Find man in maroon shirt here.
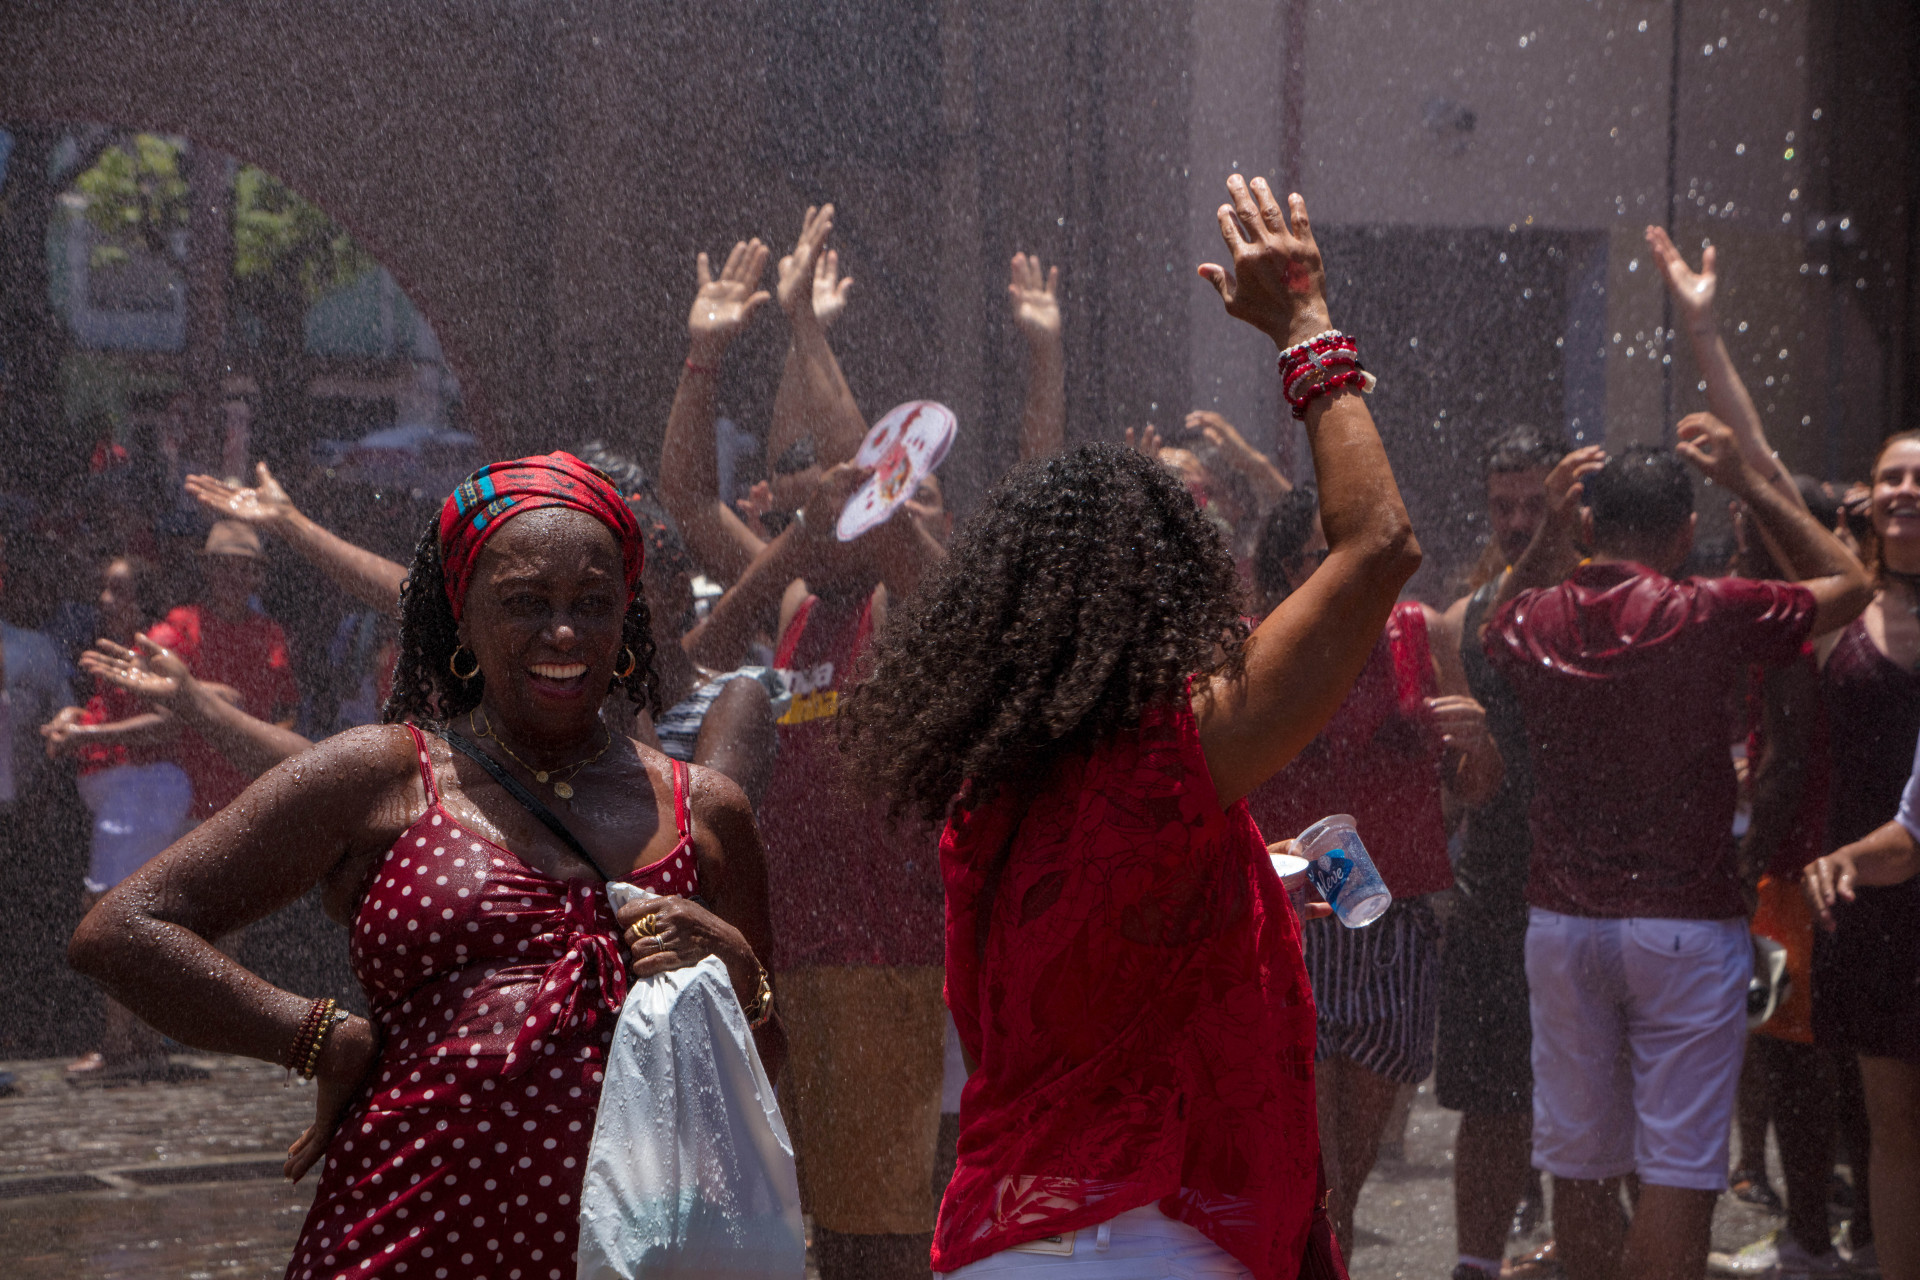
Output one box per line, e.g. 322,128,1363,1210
1483,414,1869,1280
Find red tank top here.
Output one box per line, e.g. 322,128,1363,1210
1245,601,1454,897
757,591,944,968
937,695,1320,1280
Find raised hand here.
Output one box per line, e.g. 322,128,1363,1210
1545,444,1608,524
184,462,294,528
1123,423,1166,457
688,239,772,348
1646,225,1716,326
812,249,854,328
1198,176,1331,348
1008,253,1061,342
80,634,189,705
778,204,836,320
1675,412,1759,494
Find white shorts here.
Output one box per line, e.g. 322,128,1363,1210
939,1206,1249,1280
76,763,194,894
1525,907,1750,1191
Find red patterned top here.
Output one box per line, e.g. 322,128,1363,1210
285,726,696,1280
936,695,1320,1280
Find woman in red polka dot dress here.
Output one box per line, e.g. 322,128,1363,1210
72,453,784,1280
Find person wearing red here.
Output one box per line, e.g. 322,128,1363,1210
1243,490,1500,1259
1483,419,1870,1280
844,178,1422,1280
40,553,190,1082
147,519,301,818
70,451,782,1280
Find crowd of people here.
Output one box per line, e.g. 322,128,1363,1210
1,175,1909,1280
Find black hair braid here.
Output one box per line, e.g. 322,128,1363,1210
380,520,665,728
840,443,1249,825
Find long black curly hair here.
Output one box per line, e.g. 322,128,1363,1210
380,518,664,727
840,442,1250,824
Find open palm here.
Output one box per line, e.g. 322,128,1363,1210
688,239,772,343
184,461,294,526
1008,253,1061,340
1646,225,1716,322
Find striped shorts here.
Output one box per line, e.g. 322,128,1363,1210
1304,896,1441,1084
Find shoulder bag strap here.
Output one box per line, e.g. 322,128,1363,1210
442,729,609,883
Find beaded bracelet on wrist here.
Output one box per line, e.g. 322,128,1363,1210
1278,329,1377,419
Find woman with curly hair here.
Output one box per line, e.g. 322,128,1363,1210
70,451,780,1280
841,178,1420,1280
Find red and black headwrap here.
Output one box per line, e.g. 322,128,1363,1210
437,452,645,620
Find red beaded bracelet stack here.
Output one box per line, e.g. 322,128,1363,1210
1278,329,1377,420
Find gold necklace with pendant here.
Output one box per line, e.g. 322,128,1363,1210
469,708,612,800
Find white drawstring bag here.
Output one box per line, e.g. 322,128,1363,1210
577,883,805,1280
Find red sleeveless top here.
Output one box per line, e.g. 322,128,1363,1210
758,590,944,968
937,695,1320,1280
286,727,696,1280
1244,601,1453,898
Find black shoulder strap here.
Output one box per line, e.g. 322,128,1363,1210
442,729,609,883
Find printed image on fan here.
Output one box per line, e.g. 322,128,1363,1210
837,400,957,541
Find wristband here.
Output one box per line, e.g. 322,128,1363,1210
684,357,720,376
1278,329,1376,420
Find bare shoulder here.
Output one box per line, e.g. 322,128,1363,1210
686,761,759,850
712,672,773,717
1441,594,1473,631
266,722,423,803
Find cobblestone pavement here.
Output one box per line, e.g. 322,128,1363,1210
0,1058,1790,1280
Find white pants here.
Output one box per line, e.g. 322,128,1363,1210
939,1206,1250,1280
1525,907,1750,1190
77,763,194,893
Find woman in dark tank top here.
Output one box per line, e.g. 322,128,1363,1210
1816,432,1920,1277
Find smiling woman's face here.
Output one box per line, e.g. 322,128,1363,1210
1873,439,1920,546
458,507,627,740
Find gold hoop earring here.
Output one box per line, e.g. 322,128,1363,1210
449,646,481,681
614,647,637,680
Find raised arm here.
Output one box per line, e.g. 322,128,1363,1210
1009,253,1066,461
1676,413,1870,635
1190,178,1423,805
185,463,406,611
767,205,869,469
658,238,774,586
1647,227,1801,507
1186,409,1291,505
1493,445,1608,609
679,464,875,671
82,634,311,776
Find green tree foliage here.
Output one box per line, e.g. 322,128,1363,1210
71,134,371,300
72,133,189,267
232,165,372,301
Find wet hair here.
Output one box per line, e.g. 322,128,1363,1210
772,439,818,476
840,443,1250,824
1253,488,1320,603
1584,445,1694,541
570,440,694,579
1483,424,1568,479
381,516,663,727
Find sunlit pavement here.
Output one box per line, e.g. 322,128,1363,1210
1,1058,1783,1280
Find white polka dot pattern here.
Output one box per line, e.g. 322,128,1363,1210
286,724,698,1280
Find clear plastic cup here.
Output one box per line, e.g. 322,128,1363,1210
1268,848,1310,920
1295,813,1392,928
